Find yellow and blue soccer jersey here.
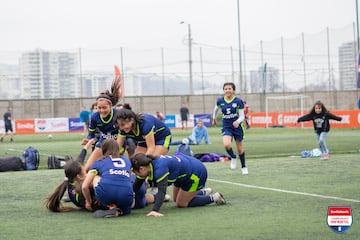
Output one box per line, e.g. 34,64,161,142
67,181,107,211
119,113,172,147
216,96,244,127
148,155,207,192
89,156,132,184
87,108,119,147
89,156,133,215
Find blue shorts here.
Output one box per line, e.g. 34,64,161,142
222,124,245,142
137,130,172,149
94,181,133,215
5,123,13,133
173,161,207,192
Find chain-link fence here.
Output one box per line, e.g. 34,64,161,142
0,23,358,100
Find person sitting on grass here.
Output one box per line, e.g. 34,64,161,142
170,119,210,145
130,153,226,217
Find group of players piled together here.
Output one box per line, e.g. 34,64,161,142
46,73,340,218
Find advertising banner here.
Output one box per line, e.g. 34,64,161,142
174,114,194,129
34,118,69,133
69,117,83,131
15,119,34,134
248,110,360,128
163,115,176,128
194,114,212,127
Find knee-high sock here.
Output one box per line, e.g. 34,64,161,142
226,147,236,158
188,195,212,207
239,152,245,168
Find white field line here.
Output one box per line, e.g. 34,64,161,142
7,148,52,157
208,178,360,203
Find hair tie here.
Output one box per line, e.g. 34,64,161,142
64,177,69,181
97,96,112,105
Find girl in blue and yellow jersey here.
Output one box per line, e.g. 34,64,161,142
82,77,121,172
212,82,248,174
115,109,172,158
130,153,226,217
45,139,107,213
46,139,151,217
82,139,134,217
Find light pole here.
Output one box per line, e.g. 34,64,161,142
180,21,193,95
237,0,243,93
356,0,360,51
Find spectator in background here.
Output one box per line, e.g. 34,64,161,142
170,119,209,145
90,103,98,114
180,103,189,130
79,106,92,136
156,111,165,122
243,101,250,129
1,107,14,143
297,100,342,160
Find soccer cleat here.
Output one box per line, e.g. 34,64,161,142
230,158,237,169
241,167,248,175
62,196,71,202
93,208,121,218
150,187,158,195
202,187,212,196
212,192,226,205
320,153,329,160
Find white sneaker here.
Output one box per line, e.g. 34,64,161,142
150,187,158,195
202,187,212,196
212,192,226,205
164,194,171,202
230,158,237,169
241,167,248,175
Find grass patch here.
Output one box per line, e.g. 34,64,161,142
0,128,359,239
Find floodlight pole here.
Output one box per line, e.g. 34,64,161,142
237,0,243,93
180,21,193,95
356,0,360,51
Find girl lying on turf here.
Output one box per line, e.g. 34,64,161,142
45,139,153,217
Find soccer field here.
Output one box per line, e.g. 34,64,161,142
0,127,359,239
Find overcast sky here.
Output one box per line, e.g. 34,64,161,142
0,0,357,52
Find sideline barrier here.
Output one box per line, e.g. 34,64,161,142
249,110,360,128
1,110,358,134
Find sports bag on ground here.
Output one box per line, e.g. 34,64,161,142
193,152,230,162
47,155,72,169
23,146,40,170
0,156,24,172
175,143,193,156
